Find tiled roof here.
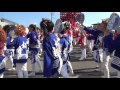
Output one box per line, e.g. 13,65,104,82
0,18,19,25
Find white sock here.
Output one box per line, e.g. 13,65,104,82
61,64,69,78
0,73,4,78
93,50,97,60
23,71,28,78
32,63,36,74
58,56,63,74
80,49,84,59
103,55,110,78
36,54,43,72
17,71,23,78
117,71,120,78
9,56,14,68
99,49,103,63
84,48,86,59
67,61,74,74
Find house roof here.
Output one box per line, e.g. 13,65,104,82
0,18,19,25
92,23,100,25
102,18,109,22
92,18,109,25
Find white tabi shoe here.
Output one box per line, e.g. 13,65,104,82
78,57,85,60
7,68,16,71
28,72,35,77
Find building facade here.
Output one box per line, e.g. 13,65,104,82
0,18,19,27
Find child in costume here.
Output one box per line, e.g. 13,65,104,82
59,29,71,78
3,25,16,71
64,23,74,75
13,25,28,78
36,27,43,71
28,24,43,77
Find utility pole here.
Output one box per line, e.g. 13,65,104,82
51,12,54,22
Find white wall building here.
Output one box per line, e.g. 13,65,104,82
0,18,19,27
92,23,100,29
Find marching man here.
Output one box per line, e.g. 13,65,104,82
59,28,71,78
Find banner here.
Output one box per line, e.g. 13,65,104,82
60,12,80,22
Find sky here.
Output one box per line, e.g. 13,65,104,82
0,12,120,27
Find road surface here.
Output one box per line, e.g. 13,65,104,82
4,46,117,78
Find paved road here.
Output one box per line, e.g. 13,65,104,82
4,46,117,78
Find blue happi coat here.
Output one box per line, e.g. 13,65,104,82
43,33,60,77
28,31,39,52
84,27,102,50
103,32,113,53
4,33,14,57
108,34,120,58
59,37,69,64
13,36,28,63
0,56,6,74
6,33,14,49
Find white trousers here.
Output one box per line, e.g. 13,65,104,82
6,49,14,69
98,49,104,72
0,73,4,78
60,61,73,78
67,61,74,74
88,40,94,54
73,38,77,45
93,50,99,67
80,48,86,60
7,55,14,69
0,57,7,78
58,55,63,74
117,71,120,78
103,51,110,78
99,49,104,63
93,50,97,61
16,63,28,78
93,49,110,78
93,49,103,70
60,63,69,78
31,54,43,73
